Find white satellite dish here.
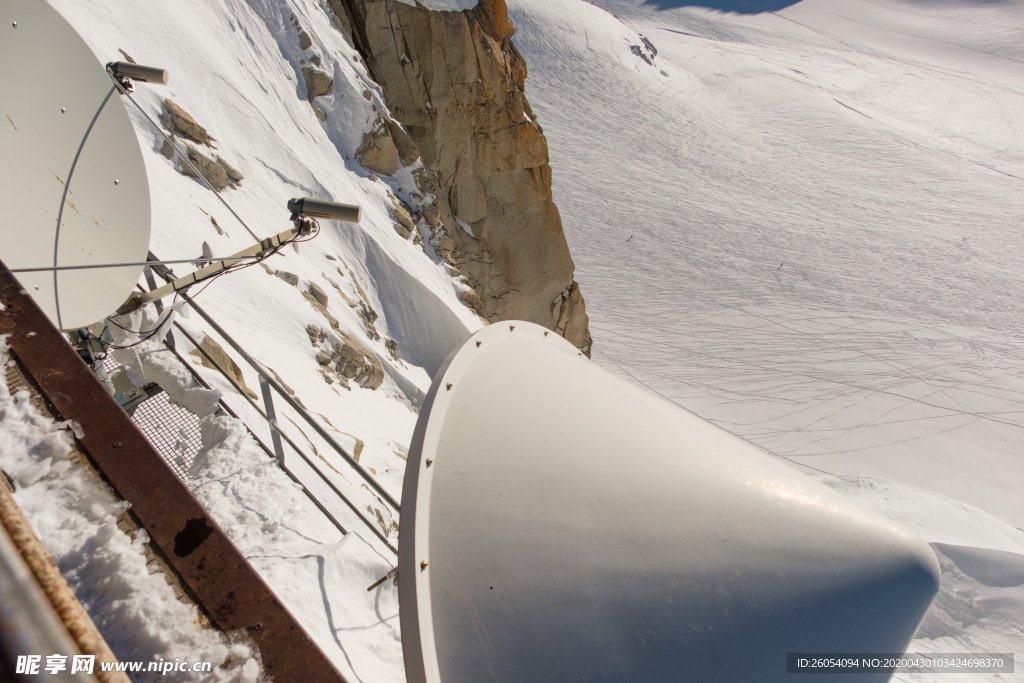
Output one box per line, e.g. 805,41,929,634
0,0,151,331
399,321,939,682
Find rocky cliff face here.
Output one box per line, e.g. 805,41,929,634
326,0,592,354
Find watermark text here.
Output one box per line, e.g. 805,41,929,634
788,653,1014,674
16,654,214,676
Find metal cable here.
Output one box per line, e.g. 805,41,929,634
53,85,117,329
108,75,402,549
144,253,401,550
13,256,262,273
108,74,260,242
172,322,401,554
166,324,364,542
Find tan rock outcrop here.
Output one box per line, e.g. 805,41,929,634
302,66,334,121
356,118,400,176
180,143,230,191
161,99,215,147
189,334,258,400
303,67,334,99
326,0,592,354
305,324,385,390
276,270,300,286
216,155,244,186
308,282,329,307
159,100,243,192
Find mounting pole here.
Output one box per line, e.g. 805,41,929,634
116,225,306,315
115,196,360,316
259,376,286,466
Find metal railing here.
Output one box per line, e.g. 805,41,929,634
141,254,400,555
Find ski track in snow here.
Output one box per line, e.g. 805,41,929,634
508,0,1024,528
510,0,1024,675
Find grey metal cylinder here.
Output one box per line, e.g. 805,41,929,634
288,197,361,224
106,61,168,85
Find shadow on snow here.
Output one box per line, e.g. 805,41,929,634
642,0,801,12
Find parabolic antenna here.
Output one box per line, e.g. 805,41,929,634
1,0,151,331
399,321,940,682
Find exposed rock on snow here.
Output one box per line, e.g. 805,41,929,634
189,334,258,400
181,142,232,191
552,279,586,350
336,335,385,388
356,118,400,176
388,192,420,241
161,98,215,147
306,324,385,390
391,222,413,240
308,281,330,307
159,100,242,191
458,288,486,316
274,270,299,286
301,67,334,99
327,0,592,354
215,155,244,186
301,66,334,121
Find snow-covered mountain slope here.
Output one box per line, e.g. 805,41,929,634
508,0,1024,675
8,0,487,680
509,0,1024,528
48,0,484,479
508,0,1024,522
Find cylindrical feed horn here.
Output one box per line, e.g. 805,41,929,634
288,197,362,224
106,61,168,85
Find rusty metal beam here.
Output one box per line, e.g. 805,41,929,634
0,260,346,683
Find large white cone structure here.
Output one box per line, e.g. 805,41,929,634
0,0,151,331
399,321,939,682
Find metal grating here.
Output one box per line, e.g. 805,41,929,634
99,355,202,481
100,354,119,375
125,391,202,481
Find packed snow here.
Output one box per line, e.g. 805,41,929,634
7,0,484,679
0,336,262,683
1,0,1022,680
508,0,1024,677
510,0,1024,526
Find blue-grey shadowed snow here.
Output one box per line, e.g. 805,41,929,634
934,544,1024,588
641,0,801,12
359,235,472,378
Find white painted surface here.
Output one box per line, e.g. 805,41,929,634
0,0,150,330
401,321,939,682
